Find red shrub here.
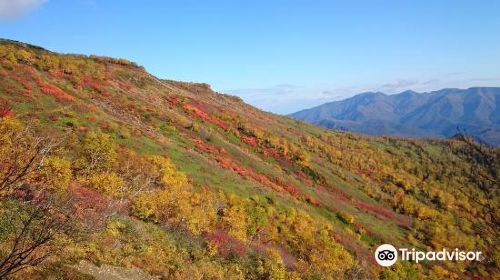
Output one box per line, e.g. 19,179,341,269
38,82,74,102
206,230,247,258
12,75,33,90
118,82,133,91
192,137,220,155
2,84,31,98
81,75,107,92
274,178,301,198
304,195,322,207
67,185,109,228
354,201,396,220
101,91,112,97
47,113,59,121
191,137,285,193
182,102,228,130
27,111,38,119
0,109,15,118
241,135,258,147
100,121,111,130
335,194,351,203
168,96,181,105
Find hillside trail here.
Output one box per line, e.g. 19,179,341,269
76,260,157,280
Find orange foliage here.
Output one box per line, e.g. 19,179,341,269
190,137,283,193
11,75,33,90
68,184,110,226
182,102,228,130
192,137,219,154
0,109,14,118
118,81,132,91
47,69,73,81
80,75,108,93
2,84,31,98
38,81,74,102
241,135,258,147
274,177,322,206
168,96,181,106
303,194,321,206
101,91,112,97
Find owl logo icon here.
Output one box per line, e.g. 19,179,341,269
375,244,398,266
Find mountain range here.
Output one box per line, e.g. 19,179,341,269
290,87,500,146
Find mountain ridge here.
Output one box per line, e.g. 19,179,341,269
290,87,500,146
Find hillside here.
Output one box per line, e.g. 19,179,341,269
0,39,499,280
290,88,500,146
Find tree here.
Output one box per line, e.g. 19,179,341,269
76,132,117,179
38,54,60,71
89,172,124,198
130,192,159,222
146,155,188,189
0,118,56,197
259,248,287,280
0,196,76,279
118,153,189,198
38,156,72,192
219,193,248,241
455,131,500,270
5,52,17,65
15,50,32,64
0,118,76,278
127,155,218,235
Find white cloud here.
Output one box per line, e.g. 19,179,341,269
0,0,48,20
225,84,298,98
223,84,334,114
379,79,419,93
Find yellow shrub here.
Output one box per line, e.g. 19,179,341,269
40,156,72,192
89,172,124,197
131,193,159,222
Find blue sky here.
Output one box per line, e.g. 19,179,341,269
1,0,499,114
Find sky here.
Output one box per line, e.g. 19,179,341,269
0,0,499,114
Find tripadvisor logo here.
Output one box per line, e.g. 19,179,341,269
375,244,482,267
375,244,398,266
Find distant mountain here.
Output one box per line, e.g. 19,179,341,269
290,87,500,146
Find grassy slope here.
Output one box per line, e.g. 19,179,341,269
0,39,497,279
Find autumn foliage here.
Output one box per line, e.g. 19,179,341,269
0,40,498,280
38,81,74,101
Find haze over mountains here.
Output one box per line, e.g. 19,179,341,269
290,87,500,146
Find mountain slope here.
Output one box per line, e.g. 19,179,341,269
0,39,498,280
290,88,500,146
